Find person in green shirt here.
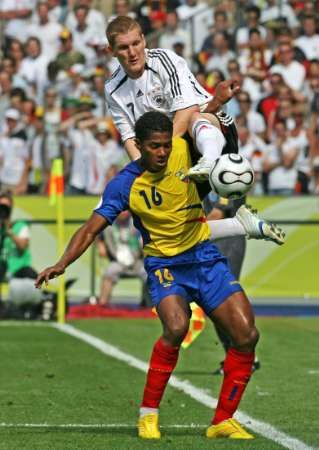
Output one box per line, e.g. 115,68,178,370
0,191,36,281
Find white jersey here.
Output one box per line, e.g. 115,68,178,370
105,48,212,142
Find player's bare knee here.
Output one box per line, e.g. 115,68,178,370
234,326,259,352
163,316,189,345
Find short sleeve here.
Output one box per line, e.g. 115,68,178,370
94,173,130,224
105,87,135,142
157,50,201,112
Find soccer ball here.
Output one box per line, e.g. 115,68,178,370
208,153,254,199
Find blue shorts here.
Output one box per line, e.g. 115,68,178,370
144,240,243,315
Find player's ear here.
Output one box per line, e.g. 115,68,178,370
107,44,114,56
135,138,141,151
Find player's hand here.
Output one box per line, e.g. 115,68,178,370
35,263,65,289
214,79,240,105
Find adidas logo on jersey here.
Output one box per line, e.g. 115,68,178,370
136,89,144,98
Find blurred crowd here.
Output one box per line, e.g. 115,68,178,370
0,0,319,196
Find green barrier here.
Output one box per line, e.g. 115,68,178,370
12,195,319,300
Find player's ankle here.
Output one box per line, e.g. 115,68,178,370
139,407,159,417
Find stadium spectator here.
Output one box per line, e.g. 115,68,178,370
263,119,300,195
26,1,62,62
0,190,41,316
85,121,125,195
0,108,29,194
97,210,146,306
18,37,50,103
68,4,101,69
7,39,25,74
205,31,235,75
65,0,106,37
257,72,284,125
177,0,214,53
260,0,299,31
91,71,108,117
0,72,12,121
294,15,319,61
159,10,192,65
35,111,284,440
235,5,267,52
0,0,36,44
238,28,272,99
55,29,86,72
108,0,136,24
236,91,266,139
270,42,306,91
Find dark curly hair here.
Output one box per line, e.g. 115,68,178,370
135,112,173,143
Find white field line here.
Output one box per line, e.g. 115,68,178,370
0,422,204,429
52,323,315,450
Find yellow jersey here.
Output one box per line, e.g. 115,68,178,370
94,137,211,257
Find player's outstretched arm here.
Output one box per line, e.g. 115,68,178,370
35,213,108,288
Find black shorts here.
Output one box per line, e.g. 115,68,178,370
183,111,238,161
183,112,238,199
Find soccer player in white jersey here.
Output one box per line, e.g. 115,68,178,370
105,16,239,180
104,15,285,245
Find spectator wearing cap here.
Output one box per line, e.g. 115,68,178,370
91,72,107,117
67,64,90,99
85,121,125,195
26,1,62,62
295,15,319,61
0,109,29,194
270,43,306,91
0,0,36,44
159,10,192,65
55,29,86,72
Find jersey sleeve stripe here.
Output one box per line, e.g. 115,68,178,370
148,50,181,98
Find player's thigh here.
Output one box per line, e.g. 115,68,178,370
157,295,191,335
199,112,221,130
208,291,257,344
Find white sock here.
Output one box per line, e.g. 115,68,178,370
192,119,226,162
207,218,245,239
139,407,159,417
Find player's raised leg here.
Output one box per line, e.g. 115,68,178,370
186,112,226,182
138,295,190,439
206,291,258,439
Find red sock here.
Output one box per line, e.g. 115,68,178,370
141,337,180,408
212,347,254,425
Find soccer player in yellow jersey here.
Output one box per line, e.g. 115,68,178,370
36,112,274,440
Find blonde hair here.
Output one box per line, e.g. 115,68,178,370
106,16,143,48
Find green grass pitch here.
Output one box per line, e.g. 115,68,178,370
0,317,318,449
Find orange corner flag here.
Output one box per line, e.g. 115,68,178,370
49,159,64,205
181,302,206,349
